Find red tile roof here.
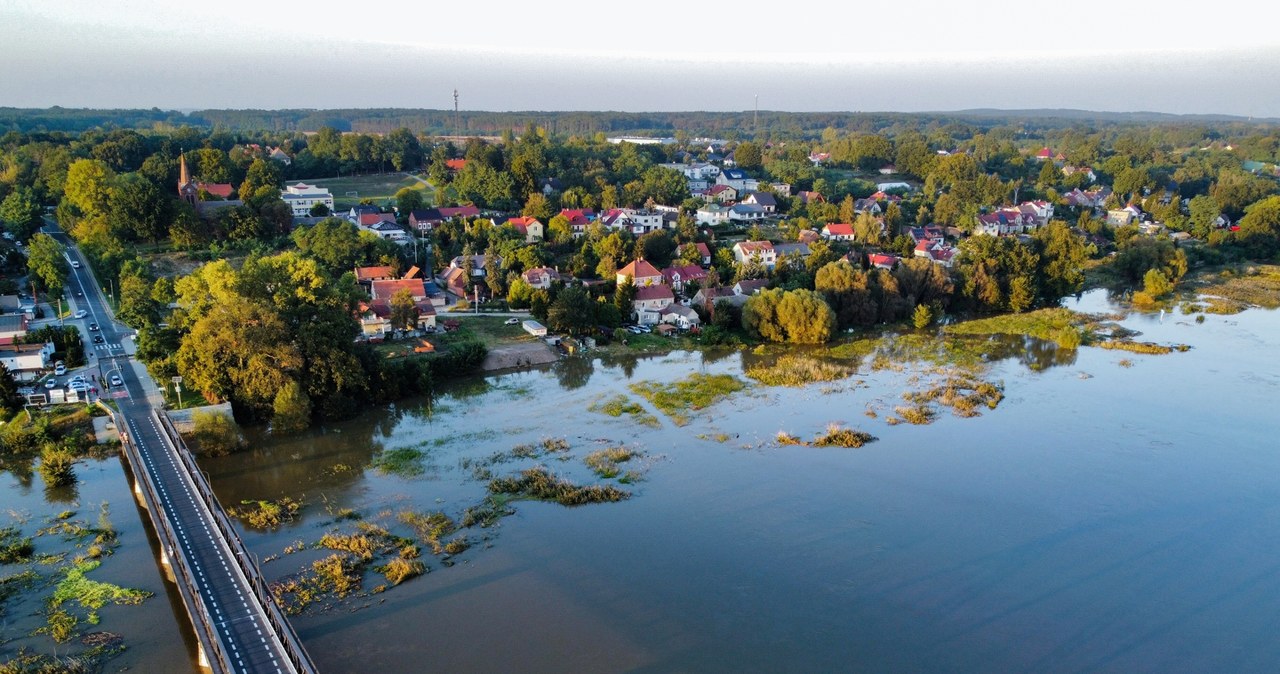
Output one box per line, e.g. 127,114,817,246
355,265,396,282
635,285,675,302
618,259,662,280
445,158,467,171
823,223,854,237
196,182,234,198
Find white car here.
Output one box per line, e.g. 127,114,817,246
74,310,88,319
44,379,58,390
109,375,123,387
71,261,81,269
504,318,520,325
68,381,90,392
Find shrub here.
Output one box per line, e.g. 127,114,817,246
188,411,245,457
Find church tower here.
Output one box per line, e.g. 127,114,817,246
178,152,199,207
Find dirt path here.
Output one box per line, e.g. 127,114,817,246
481,341,560,370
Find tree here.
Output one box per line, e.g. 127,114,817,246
389,288,419,332
63,159,116,218
1033,221,1087,303
634,230,677,269
272,380,312,434
310,202,331,217
547,286,595,335
1236,195,1280,255
912,303,934,329
395,187,425,216
743,288,835,344
733,142,762,169
26,233,67,296
108,173,170,242
0,186,43,241
238,158,282,203
0,363,22,416
522,192,552,220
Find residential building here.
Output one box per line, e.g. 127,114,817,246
914,239,956,267
617,259,664,287
734,279,769,295
728,204,766,223
634,285,676,325
705,184,738,203
522,267,561,290
696,204,731,226
354,265,397,285
367,278,437,333
868,253,900,270
717,168,758,193
0,341,54,378
601,208,664,235
505,216,544,243
659,304,701,330
742,192,777,213
732,241,776,269
409,206,481,233
282,182,335,217
822,223,855,241
661,264,708,293
0,314,27,341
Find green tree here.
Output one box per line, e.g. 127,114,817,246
108,173,170,242
389,288,419,332
238,158,282,203
733,142,763,169
522,192,552,220
0,186,43,241
1032,221,1088,302
1143,268,1175,298
1235,195,1280,255
0,363,22,416
272,380,312,434
26,233,67,296
63,159,117,218
912,303,934,329
743,288,835,344
547,286,595,335
395,187,425,216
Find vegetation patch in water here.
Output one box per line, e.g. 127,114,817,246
1096,340,1189,355
1194,265,1280,310
489,467,630,505
630,373,745,426
944,308,1087,349
811,425,878,448
371,446,428,477
589,394,661,428
903,375,1005,419
583,447,640,479
0,526,35,564
229,497,303,529
48,560,151,634
745,355,855,387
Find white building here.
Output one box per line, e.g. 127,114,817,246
0,342,54,378
282,182,335,216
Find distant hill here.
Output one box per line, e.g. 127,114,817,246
1,106,1276,137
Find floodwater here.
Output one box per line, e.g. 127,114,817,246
173,289,1280,671
0,453,199,670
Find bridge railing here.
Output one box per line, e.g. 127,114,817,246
104,403,237,674
154,410,319,674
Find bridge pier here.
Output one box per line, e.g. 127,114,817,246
133,479,148,509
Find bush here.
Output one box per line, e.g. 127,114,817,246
188,410,246,456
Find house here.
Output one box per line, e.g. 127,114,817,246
661,264,708,293
809,152,830,165
1035,147,1054,161
409,206,482,233
867,253,900,270
734,279,769,295
909,225,945,243
633,285,676,325
696,204,731,226
733,241,776,269
617,259,664,287
659,304,701,330
1106,208,1140,227
1018,200,1054,227
822,223,856,241
282,182,334,217
539,178,566,195
773,243,811,260
692,286,747,310
0,341,54,377
716,168,758,193
367,278,438,333
362,220,411,243
0,314,27,341
878,164,897,175
268,147,292,165
742,192,777,213
441,266,469,299
854,198,882,215
601,208,664,235
522,267,561,290
679,242,713,266
445,158,467,172
354,265,397,285
796,191,825,205
505,216,544,242
914,239,956,267
797,229,821,244
770,183,792,197
705,184,738,203
1062,165,1096,182
0,295,21,315
728,204,766,223
875,182,912,193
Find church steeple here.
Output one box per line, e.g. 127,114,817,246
177,151,198,207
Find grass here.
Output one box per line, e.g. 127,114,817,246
488,467,630,506
588,394,661,428
745,355,855,387
629,373,746,426
583,447,639,479
49,559,151,630
397,511,456,555
1190,264,1280,312
811,425,877,448
0,526,35,564
895,404,937,425
371,446,428,477
1096,340,1190,355
303,173,434,210
944,308,1086,349
228,498,302,529
902,376,1005,419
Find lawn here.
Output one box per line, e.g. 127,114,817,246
373,317,534,357
301,173,435,210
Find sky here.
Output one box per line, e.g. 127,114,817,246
2,0,1279,117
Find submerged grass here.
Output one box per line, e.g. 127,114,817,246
371,447,428,478
1096,340,1190,355
588,394,661,428
228,498,302,529
583,447,640,479
489,467,630,506
1193,265,1280,311
811,425,877,448
629,373,745,426
745,355,855,387
49,560,151,629
944,308,1086,349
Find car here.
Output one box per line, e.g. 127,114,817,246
504,318,520,325
53,361,66,376
109,375,123,387
68,381,89,392
44,379,58,390
93,335,105,344
71,261,81,269
74,310,88,319
88,323,99,331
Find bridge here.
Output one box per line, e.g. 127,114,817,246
48,218,316,673
108,399,316,673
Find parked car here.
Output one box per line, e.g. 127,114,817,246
504,318,520,325
74,309,88,319
53,361,66,376
68,381,89,392
44,379,58,390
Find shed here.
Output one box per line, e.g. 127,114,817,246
523,320,548,337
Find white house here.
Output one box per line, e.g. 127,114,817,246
282,182,335,216
717,169,759,193
659,304,701,330
728,204,766,223
0,342,54,378
634,285,675,325
696,204,731,226
522,267,561,290
732,241,776,269
601,208,665,235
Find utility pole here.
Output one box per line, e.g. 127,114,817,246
453,89,460,139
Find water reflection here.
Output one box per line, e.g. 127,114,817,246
552,356,594,389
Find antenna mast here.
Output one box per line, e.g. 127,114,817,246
453,89,460,138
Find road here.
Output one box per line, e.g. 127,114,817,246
45,221,303,673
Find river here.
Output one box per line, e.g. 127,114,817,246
8,289,1279,672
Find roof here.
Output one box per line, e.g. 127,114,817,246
196,182,234,198
823,223,854,237
721,168,749,180
355,265,396,282
868,253,899,267
618,259,663,280
359,212,394,226
745,192,777,206
0,314,26,332
660,304,700,320
735,279,769,294
734,240,774,253
662,265,707,282
708,184,735,195
371,278,428,302
522,267,560,282
445,158,467,171
773,243,810,257
729,204,764,215
634,285,675,302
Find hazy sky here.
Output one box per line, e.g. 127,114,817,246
3,0,1279,116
